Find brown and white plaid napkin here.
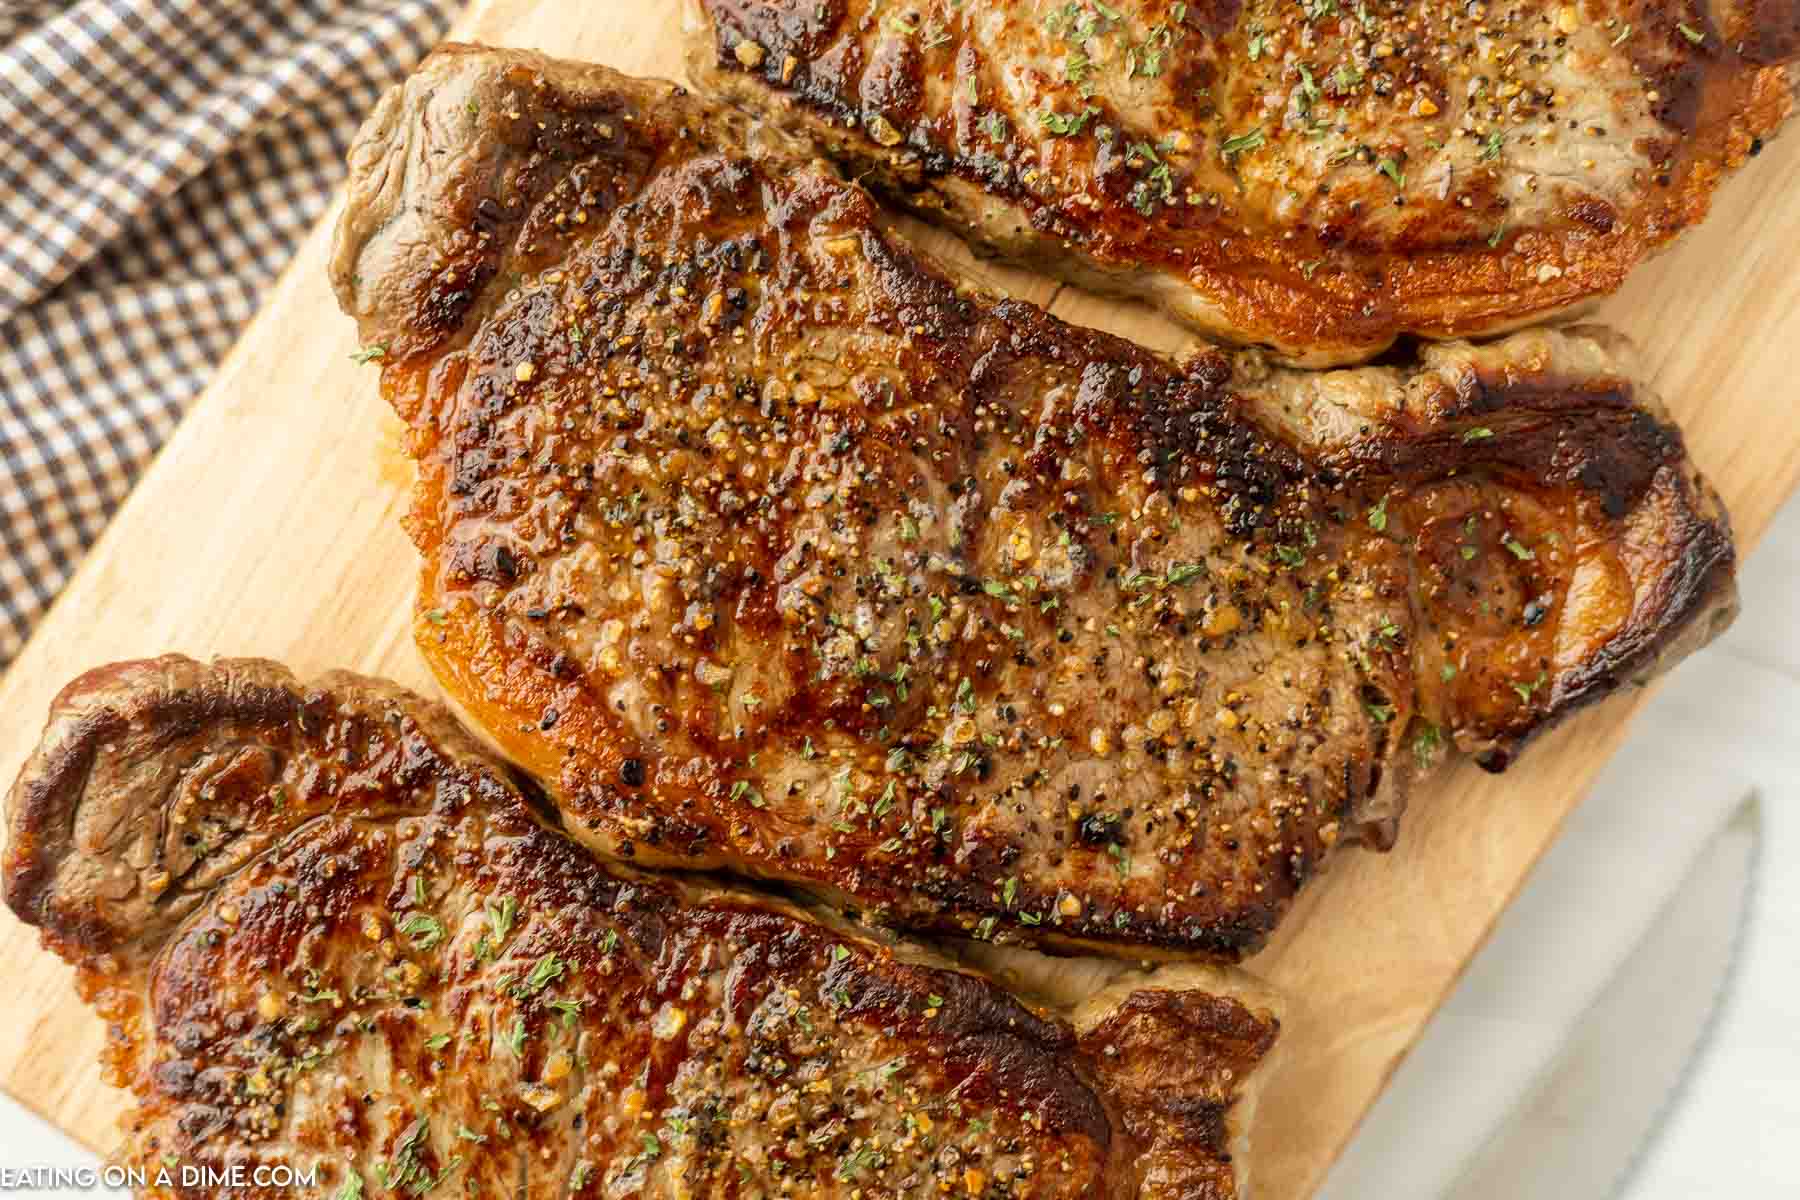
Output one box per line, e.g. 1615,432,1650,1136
0,0,457,669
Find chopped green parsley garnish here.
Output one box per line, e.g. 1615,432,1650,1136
1412,722,1444,767
486,895,518,941
524,953,566,993
399,913,444,951
1038,106,1098,136
1220,128,1266,158
1513,672,1548,702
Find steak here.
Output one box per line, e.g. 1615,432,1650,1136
330,46,1736,959
3,656,1283,1200
686,0,1800,363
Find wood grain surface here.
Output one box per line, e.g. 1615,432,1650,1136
1,3,1796,1195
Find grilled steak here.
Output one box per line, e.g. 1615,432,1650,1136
3,656,1283,1200
687,0,1800,363
330,47,1736,959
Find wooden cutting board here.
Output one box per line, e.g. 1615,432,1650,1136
2,2,1797,1194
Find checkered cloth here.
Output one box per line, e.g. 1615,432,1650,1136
0,0,457,669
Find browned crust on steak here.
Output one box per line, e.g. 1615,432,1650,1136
329,47,1736,959
4,655,1281,1200
686,0,1798,364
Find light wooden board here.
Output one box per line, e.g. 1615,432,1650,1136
1,2,1797,1194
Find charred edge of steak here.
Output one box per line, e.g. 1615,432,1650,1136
4,656,305,962
1078,984,1285,1200
1,656,526,966
330,44,759,362
1325,333,1739,769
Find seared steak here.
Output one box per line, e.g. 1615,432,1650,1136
331,47,1735,959
3,656,1282,1200
687,0,1800,363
